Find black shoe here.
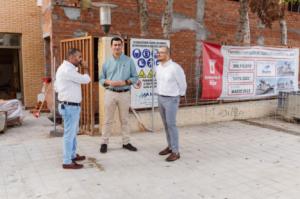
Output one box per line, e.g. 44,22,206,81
122,143,137,151
100,144,107,153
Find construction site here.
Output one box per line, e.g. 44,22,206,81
0,0,300,198
0,0,300,134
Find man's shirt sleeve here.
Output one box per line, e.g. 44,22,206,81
128,58,138,85
64,68,91,84
99,63,107,86
175,65,187,96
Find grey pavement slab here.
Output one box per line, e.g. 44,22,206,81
245,116,300,136
1,112,300,199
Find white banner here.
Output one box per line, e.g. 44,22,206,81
130,38,170,109
220,46,299,99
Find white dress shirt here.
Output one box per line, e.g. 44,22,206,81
55,60,91,103
156,59,187,96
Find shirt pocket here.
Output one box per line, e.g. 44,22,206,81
119,62,131,79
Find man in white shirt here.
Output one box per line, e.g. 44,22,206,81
156,46,187,162
55,48,91,169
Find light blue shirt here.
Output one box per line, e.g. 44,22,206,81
99,54,138,90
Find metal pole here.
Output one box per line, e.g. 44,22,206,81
53,57,56,133
151,45,154,132
50,56,63,137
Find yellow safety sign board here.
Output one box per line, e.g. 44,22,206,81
138,70,146,78
147,69,153,78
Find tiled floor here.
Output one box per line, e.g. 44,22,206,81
1,113,300,199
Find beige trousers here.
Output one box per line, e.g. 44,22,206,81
101,90,130,144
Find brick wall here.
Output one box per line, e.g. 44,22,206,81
0,0,44,107
205,0,300,47
45,0,300,105
42,0,52,35
205,0,300,87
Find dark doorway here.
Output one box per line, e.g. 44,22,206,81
44,36,51,77
0,49,22,100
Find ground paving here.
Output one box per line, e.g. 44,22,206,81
1,113,300,199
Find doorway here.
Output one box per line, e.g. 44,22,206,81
0,48,22,100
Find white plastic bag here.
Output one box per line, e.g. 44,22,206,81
0,99,22,121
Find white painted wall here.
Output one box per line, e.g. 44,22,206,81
99,99,277,134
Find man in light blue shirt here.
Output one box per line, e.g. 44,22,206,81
99,37,139,153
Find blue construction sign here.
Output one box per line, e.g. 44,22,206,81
137,58,146,68
132,49,141,59
147,58,153,68
142,49,151,59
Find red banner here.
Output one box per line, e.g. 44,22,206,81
201,41,224,100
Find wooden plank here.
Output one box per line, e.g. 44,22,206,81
60,36,92,43
89,37,94,134
82,39,86,132
80,39,84,132
60,42,64,62
82,39,88,132
64,42,67,60
77,39,83,132
86,38,90,132
88,38,92,133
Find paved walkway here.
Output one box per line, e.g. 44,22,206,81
1,113,300,199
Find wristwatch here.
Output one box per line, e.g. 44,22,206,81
125,80,131,85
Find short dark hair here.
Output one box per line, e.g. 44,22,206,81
67,48,81,57
111,37,123,45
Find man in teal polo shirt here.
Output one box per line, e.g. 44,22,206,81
99,37,139,153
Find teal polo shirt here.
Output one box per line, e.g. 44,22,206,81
99,54,138,90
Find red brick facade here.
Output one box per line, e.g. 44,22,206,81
206,0,300,47
42,0,300,105
0,0,44,107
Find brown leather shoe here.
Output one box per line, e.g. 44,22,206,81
159,147,172,155
62,162,83,169
166,152,180,162
72,154,86,162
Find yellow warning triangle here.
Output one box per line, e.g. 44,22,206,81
138,70,146,78
147,69,153,78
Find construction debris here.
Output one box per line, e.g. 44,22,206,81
31,81,51,117
0,99,23,127
0,111,6,133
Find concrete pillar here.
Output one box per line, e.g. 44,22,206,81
98,37,111,134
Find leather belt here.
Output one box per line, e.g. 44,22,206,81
159,95,172,97
59,101,80,106
107,88,130,93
